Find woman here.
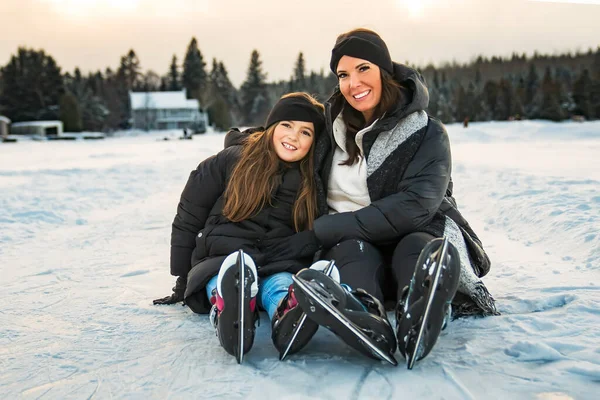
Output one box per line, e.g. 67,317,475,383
289,28,498,365
153,92,329,362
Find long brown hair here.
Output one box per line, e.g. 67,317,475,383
334,28,405,166
223,92,323,231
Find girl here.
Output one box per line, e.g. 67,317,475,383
154,92,327,362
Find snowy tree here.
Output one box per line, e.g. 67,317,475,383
64,68,108,131
0,47,64,122
291,52,307,92
539,67,564,121
524,63,540,118
182,37,207,106
240,50,270,125
117,49,142,92
168,55,181,91
59,91,82,132
573,69,593,118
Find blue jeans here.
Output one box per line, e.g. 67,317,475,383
206,272,293,320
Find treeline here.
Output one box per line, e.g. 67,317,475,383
0,37,599,133
421,50,600,123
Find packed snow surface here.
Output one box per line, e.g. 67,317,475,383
1,121,598,399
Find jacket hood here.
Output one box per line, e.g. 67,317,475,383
390,62,429,118
223,127,263,149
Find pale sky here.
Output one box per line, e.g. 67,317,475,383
1,0,599,87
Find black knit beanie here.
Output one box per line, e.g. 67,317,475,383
330,31,393,75
265,96,325,135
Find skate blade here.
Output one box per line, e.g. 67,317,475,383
406,238,450,370
292,275,398,366
280,260,337,361
280,313,308,361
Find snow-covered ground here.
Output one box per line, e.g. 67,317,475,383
0,121,598,399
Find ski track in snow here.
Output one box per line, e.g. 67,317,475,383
1,123,598,399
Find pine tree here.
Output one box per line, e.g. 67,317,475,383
64,68,108,131
591,47,600,118
539,67,564,121
59,91,83,132
525,63,540,118
292,52,307,92
114,50,141,129
455,84,470,122
482,81,499,120
206,58,232,130
495,78,513,120
240,50,270,125
0,47,64,122
182,37,207,106
573,69,593,118
168,55,180,91
117,49,141,92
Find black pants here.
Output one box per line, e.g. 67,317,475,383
322,232,435,304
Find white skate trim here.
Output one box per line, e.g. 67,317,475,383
216,251,259,299
309,260,340,283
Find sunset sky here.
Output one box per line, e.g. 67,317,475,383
1,0,599,86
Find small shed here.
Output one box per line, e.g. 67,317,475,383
10,120,64,137
0,115,10,138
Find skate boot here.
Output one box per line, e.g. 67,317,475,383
396,237,460,369
208,250,259,364
272,260,340,361
292,268,398,366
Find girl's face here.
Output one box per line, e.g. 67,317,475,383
336,55,382,121
272,120,315,162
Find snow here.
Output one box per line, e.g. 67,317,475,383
1,121,598,399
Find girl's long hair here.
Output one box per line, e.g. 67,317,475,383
334,28,405,166
223,92,323,231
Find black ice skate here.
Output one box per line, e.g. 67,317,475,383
272,260,340,361
209,250,259,364
396,237,460,369
292,268,398,366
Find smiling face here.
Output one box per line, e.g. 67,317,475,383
271,120,315,163
336,55,383,122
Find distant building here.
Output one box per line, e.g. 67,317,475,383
0,116,10,138
11,120,63,137
129,90,208,132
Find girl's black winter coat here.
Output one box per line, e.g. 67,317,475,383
169,130,312,312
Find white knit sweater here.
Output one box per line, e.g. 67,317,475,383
327,115,378,214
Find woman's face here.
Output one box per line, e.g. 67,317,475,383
336,55,382,121
272,120,315,162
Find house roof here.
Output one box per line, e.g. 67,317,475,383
0,115,11,124
11,120,63,128
130,90,200,110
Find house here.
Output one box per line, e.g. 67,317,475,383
0,116,10,138
10,120,64,138
129,90,208,132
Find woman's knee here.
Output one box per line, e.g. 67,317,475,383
324,239,382,264
394,232,435,256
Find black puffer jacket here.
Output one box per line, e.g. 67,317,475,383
312,62,491,278
170,129,313,305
